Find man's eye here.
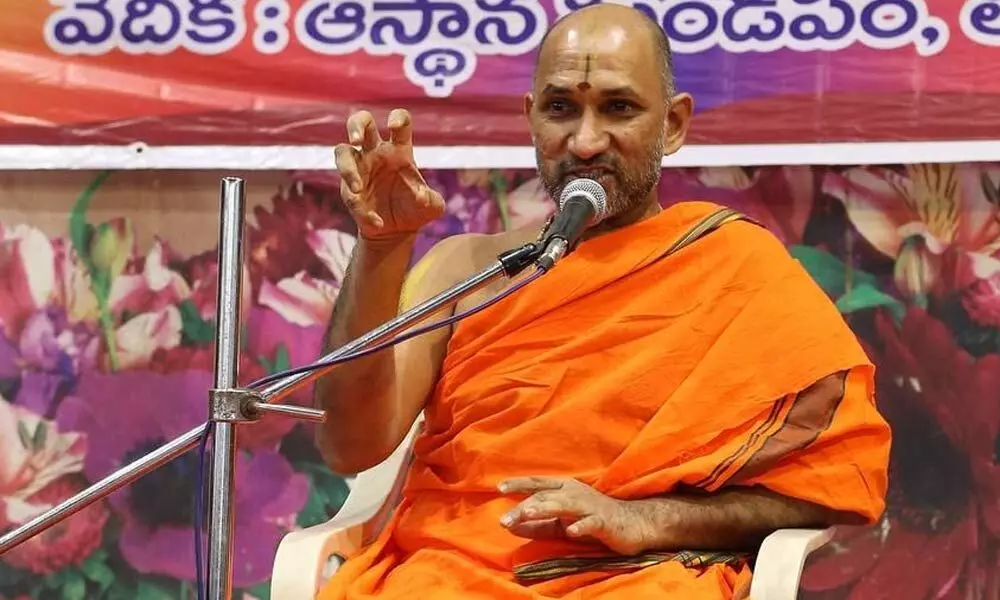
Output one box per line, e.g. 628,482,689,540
545,100,572,115
607,100,635,114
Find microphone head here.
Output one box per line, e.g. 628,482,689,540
559,178,609,223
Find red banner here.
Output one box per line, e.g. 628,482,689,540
4,1,1000,149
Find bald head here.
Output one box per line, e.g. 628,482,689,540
524,3,694,223
534,5,675,98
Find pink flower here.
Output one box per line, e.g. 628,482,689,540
504,177,554,230
107,239,191,316
0,399,86,529
803,309,1000,598
963,272,1000,328
658,166,816,244
2,475,110,575
259,273,337,328
0,225,56,338
112,307,183,370
823,164,1000,294
0,227,101,341
52,238,100,325
257,228,354,327
187,256,254,322
307,228,356,284
248,181,355,291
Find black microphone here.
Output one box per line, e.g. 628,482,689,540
537,178,609,270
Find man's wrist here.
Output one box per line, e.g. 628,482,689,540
618,497,683,554
357,231,417,254
611,498,676,555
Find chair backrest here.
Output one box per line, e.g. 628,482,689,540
356,415,425,544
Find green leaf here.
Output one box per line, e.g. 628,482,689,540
91,267,112,302
88,548,109,563
273,344,291,373
17,421,32,450
105,578,138,600
69,170,112,268
489,170,511,231
62,569,87,600
309,466,350,507
178,300,216,345
246,582,272,600
32,421,48,451
262,344,292,376
294,464,351,528
789,245,878,298
81,551,115,592
136,580,176,600
835,283,905,322
45,568,69,588
296,485,329,528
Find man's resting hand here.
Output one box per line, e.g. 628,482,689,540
498,477,652,556
498,476,842,556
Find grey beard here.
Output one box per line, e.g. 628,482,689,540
537,141,664,218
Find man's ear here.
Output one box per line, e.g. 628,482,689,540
523,92,536,143
663,92,694,157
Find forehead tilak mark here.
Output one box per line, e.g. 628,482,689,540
578,53,593,91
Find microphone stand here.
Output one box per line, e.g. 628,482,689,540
0,176,549,599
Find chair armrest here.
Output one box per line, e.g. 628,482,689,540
270,417,424,600
749,528,834,600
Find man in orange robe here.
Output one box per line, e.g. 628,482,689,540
314,4,892,599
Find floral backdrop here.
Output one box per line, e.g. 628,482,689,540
0,163,998,599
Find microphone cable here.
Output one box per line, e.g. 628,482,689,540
192,265,546,598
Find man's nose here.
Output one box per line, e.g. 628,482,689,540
567,111,610,160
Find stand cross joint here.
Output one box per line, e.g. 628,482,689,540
209,388,263,422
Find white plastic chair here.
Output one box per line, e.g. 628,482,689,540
270,417,833,600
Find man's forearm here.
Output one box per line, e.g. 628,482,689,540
629,487,841,553
320,234,415,378
314,234,415,469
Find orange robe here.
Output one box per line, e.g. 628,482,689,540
319,201,891,599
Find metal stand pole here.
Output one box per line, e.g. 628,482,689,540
206,177,246,600
0,176,548,598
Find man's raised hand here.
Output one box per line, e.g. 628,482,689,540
334,109,445,241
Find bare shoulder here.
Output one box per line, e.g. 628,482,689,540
402,228,536,309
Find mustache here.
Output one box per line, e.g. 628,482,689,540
557,157,619,178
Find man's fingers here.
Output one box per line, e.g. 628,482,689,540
565,515,604,539
501,496,584,529
339,178,382,229
334,144,363,193
498,477,566,494
522,498,584,520
346,110,381,151
506,517,564,540
422,185,446,212
388,108,413,146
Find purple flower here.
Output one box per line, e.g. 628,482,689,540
18,308,98,375
0,331,17,380
0,308,98,416
55,370,308,586
413,171,502,263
